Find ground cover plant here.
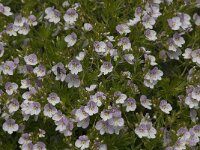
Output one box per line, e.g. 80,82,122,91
0,0,200,149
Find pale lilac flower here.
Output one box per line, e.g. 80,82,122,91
182,48,192,59
76,51,86,61
75,135,90,150
8,98,19,113
135,124,148,138
191,85,200,101
159,100,172,114
144,54,157,66
27,15,38,26
75,107,89,121
90,92,106,107
118,37,131,51
21,142,33,150
144,29,157,41
100,62,113,75
18,133,31,145
191,49,200,64
68,59,82,74
55,116,69,132
52,110,63,121
84,101,98,116
6,23,17,36
0,42,4,57
2,61,15,75
177,13,191,30
64,8,78,25
14,15,26,27
114,91,127,104
2,119,19,134
65,73,80,88
30,102,41,115
33,65,46,77
38,129,46,137
18,23,30,35
64,32,77,47
124,54,135,64
123,98,136,112
44,7,61,24
33,142,46,150
116,24,131,35
172,33,185,47
168,17,182,30
193,125,200,136
142,14,156,29
144,67,163,83
0,3,12,16
185,96,199,108
47,92,60,106
193,13,200,26
100,109,112,121
83,23,93,31
95,120,114,135
190,109,197,122
140,95,152,110
94,41,107,53
85,84,97,92
5,82,18,95
77,117,90,129
52,63,66,81
24,54,38,66
43,103,57,118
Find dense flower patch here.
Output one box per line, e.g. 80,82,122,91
0,0,200,149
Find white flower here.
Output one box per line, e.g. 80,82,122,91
64,8,78,25
65,73,80,88
85,84,97,92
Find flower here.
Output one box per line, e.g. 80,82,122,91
68,59,82,74
2,61,15,75
84,101,98,116
83,23,93,31
24,54,38,66
100,61,113,75
159,100,172,114
75,135,90,150
123,98,136,112
0,3,12,16
33,65,46,77
116,24,131,35
64,32,77,47
43,103,57,118
5,82,18,95
2,119,19,134
114,91,127,104
64,8,78,25
140,95,152,110
47,92,60,106
94,41,107,53
144,29,157,41
8,98,19,113
142,14,156,29
168,17,182,30
65,73,80,88
33,142,46,150
44,7,61,24
118,37,131,51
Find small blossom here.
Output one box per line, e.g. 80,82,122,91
24,54,38,66
43,103,57,118
64,32,77,47
44,7,61,24
68,59,82,74
47,92,60,106
2,119,19,134
84,101,98,116
5,82,18,95
159,100,172,114
65,73,80,88
140,95,152,110
100,62,113,75
168,17,182,30
75,135,90,150
83,23,93,31
116,24,131,35
123,98,136,112
64,8,78,25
